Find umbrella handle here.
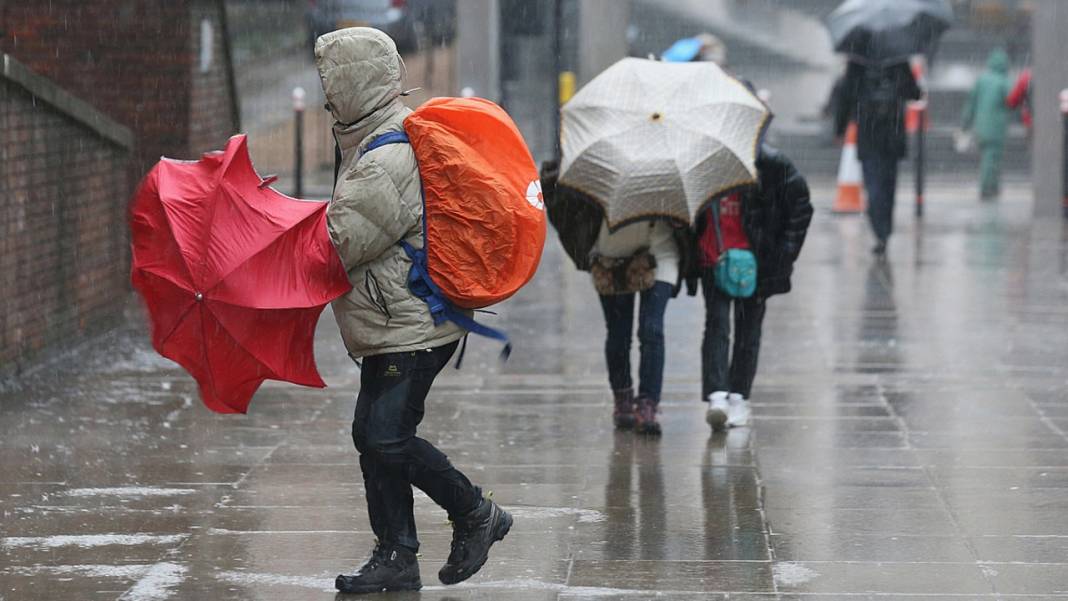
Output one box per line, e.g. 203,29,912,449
258,175,279,189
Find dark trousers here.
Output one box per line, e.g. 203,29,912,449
701,271,767,400
861,154,900,243
598,281,673,403
352,341,481,552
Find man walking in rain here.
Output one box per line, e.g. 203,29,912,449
962,49,1012,200
317,28,511,594
835,61,921,256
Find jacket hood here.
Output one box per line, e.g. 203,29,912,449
986,49,1009,74
315,28,404,126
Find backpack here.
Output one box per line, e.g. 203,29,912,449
363,97,547,354
862,66,900,122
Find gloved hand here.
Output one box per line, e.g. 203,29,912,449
539,160,560,206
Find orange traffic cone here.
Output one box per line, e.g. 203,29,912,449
833,122,865,213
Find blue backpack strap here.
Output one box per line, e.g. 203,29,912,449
362,131,410,156
399,240,512,361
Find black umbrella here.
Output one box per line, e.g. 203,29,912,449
827,0,953,66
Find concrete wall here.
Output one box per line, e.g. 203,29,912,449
1031,0,1068,219
1,56,133,376
455,0,500,101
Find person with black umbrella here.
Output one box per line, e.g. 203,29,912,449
827,0,951,256
834,60,921,256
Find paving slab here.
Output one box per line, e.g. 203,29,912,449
3,169,1067,601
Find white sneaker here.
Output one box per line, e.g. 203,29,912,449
706,391,729,432
727,393,751,428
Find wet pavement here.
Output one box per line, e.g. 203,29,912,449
3,180,1068,599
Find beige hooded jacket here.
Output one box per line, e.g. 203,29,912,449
316,28,464,358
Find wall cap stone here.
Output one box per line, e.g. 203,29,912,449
2,53,134,149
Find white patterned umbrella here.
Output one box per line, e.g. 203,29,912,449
559,57,771,228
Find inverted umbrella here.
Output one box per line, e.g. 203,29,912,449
827,0,953,66
129,135,351,414
559,57,770,228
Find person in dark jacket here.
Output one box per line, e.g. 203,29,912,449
540,161,695,435
834,60,921,256
697,144,813,431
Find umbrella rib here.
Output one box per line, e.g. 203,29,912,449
137,265,193,295
202,301,281,381
135,269,197,350
154,167,201,288
197,302,221,405
158,301,198,352
203,204,326,297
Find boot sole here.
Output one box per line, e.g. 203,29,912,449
614,416,636,430
636,423,662,436
438,510,513,585
335,577,422,594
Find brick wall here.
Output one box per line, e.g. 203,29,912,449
0,0,238,177
0,1,238,374
1,67,132,375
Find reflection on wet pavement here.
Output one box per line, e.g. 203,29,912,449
2,183,1068,597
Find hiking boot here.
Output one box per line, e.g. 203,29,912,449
634,395,661,436
438,499,513,585
726,393,752,428
612,388,636,430
336,543,421,594
706,391,729,432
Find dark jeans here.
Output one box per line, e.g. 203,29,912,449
352,341,481,552
861,154,900,243
701,271,767,400
598,281,673,403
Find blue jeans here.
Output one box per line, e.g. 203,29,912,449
598,281,673,403
861,154,900,243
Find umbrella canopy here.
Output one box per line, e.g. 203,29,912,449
662,33,727,65
827,0,953,66
662,37,703,63
559,57,770,228
129,135,351,414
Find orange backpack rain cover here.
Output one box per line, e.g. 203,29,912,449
404,97,546,310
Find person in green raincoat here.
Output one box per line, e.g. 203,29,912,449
961,49,1012,200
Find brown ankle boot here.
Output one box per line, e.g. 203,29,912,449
612,388,636,430
634,395,661,436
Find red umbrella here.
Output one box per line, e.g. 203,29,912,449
129,135,351,414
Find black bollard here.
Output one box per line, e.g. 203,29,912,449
915,100,926,218
293,87,306,199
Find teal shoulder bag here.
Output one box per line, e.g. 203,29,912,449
711,201,758,298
